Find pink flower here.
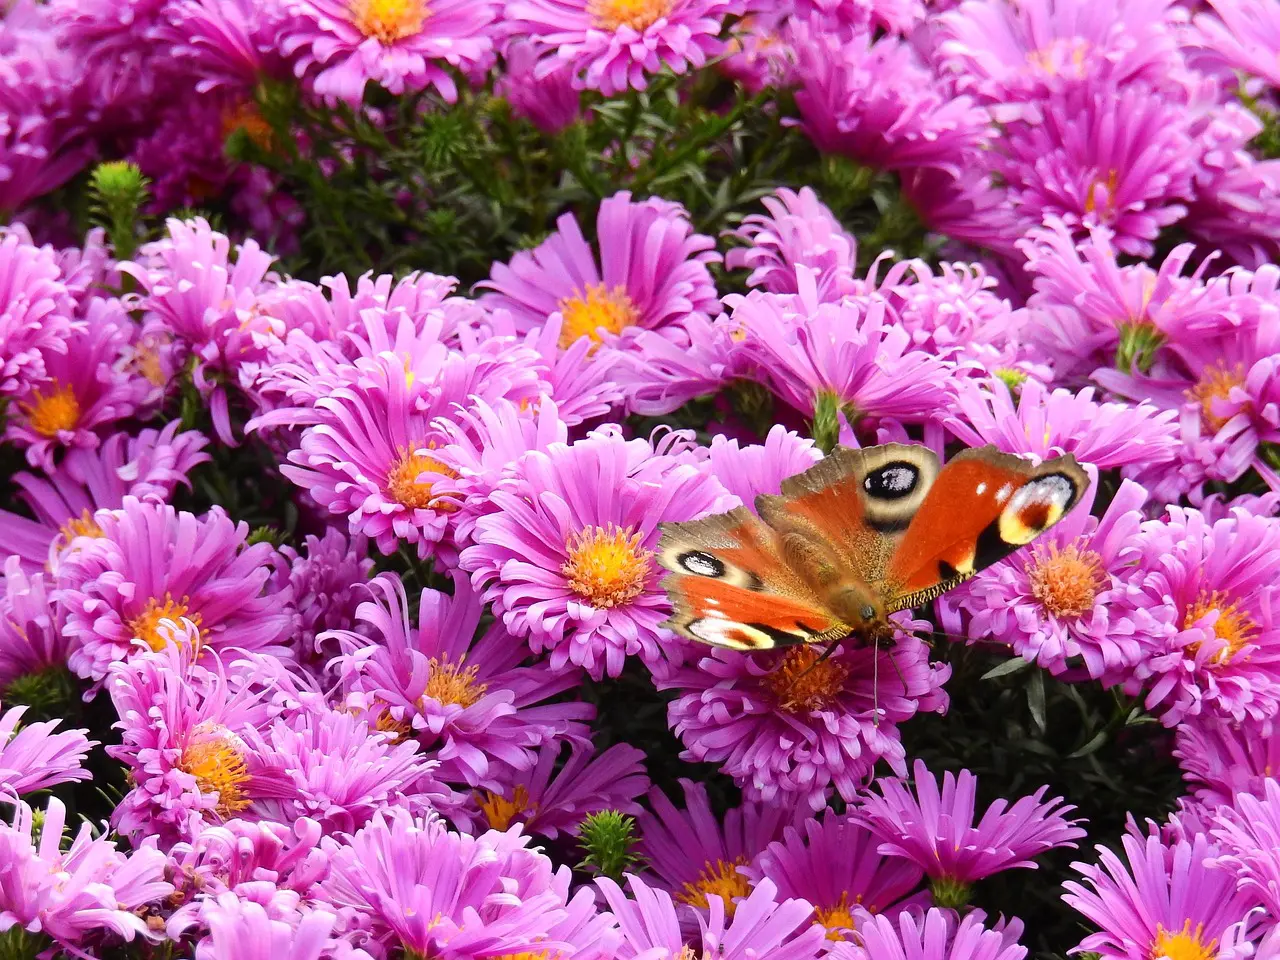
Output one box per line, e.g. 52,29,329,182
1174,714,1280,809
0,230,75,400
0,703,93,797
725,187,858,300
1210,777,1280,922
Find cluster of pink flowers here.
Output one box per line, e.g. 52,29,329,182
4,0,1280,958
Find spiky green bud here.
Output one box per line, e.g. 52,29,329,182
576,809,644,881
811,391,841,456
929,876,972,909
88,161,150,263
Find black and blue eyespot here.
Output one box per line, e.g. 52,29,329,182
679,551,725,578
863,462,919,500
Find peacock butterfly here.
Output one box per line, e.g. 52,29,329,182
656,442,1089,651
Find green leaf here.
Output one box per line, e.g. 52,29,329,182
1067,731,1109,759
1027,669,1047,733
980,657,1031,681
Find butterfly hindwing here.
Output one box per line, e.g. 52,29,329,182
882,445,1090,612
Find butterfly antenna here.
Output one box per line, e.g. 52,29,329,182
787,634,844,690
872,631,880,728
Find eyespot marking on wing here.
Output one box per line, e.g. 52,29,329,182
686,618,776,650
863,462,920,500
998,473,1077,545
679,550,726,578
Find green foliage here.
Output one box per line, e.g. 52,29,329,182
88,160,151,263
0,928,48,960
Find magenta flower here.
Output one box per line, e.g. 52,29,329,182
0,797,173,948
504,0,734,95
460,430,736,679
609,311,734,416
856,910,1029,960
328,573,592,789
1211,778,1280,921
272,526,373,671
725,187,858,300
497,40,581,134
196,894,372,960
278,0,495,104
6,299,151,471
595,874,829,960
900,164,1022,257
703,425,822,523
1063,833,1262,960
1195,0,1280,89
746,811,926,941
0,703,93,796
1174,714,1280,809
163,0,289,93
0,231,74,400
0,558,70,692
637,779,801,915
482,192,720,353
1110,505,1280,726
0,423,209,574
660,624,950,811
786,0,922,35
476,739,648,839
56,497,296,682
854,759,1085,890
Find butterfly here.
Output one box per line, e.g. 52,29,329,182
656,443,1089,652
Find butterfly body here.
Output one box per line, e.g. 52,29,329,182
657,443,1089,651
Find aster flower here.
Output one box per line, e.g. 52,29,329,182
0,703,93,796
1063,833,1262,960
995,84,1194,258
497,40,581,134
329,572,592,790
504,0,734,96
1210,778,1280,920
0,558,71,694
460,430,737,679
945,378,1180,471
660,625,950,811
1110,505,1280,726
1174,714,1280,809
855,910,1029,960
724,187,858,300
941,479,1161,682
0,231,74,400
854,759,1085,901
746,810,925,941
0,796,173,948
610,312,734,417
272,527,374,669
596,873,829,960
6,298,151,471
1195,0,1280,89
163,0,290,93
900,164,1022,257
196,894,373,960
278,0,495,104
56,496,296,683
637,779,801,915
481,191,720,347
0,422,209,574
703,426,823,520
787,0,923,35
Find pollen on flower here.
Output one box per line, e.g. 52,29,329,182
128,595,203,653
55,509,105,548
676,857,751,915
348,0,427,44
814,891,865,941
561,524,653,609
479,784,534,831
20,382,80,437
586,0,673,31
1084,169,1120,217
374,707,413,742
1183,589,1259,665
424,655,487,707
1150,920,1217,960
1027,540,1107,619
1188,361,1247,433
1025,38,1089,78
179,734,251,817
763,646,850,712
557,283,639,348
387,448,457,512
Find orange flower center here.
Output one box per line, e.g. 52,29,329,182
479,784,534,831
1084,169,1120,217
1188,361,1247,433
424,655,487,707
20,382,80,438
814,891,867,941
127,595,203,653
557,283,639,348
221,101,274,151
179,734,251,817
587,0,672,31
1027,540,1106,619
1150,921,1217,960
561,524,652,608
386,448,457,511
1183,589,1258,665
676,857,751,916
763,646,849,712
348,0,427,43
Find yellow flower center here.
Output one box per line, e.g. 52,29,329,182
424,655,487,707
1150,921,1217,960
179,735,251,817
479,784,534,831
814,892,867,941
386,448,457,511
1183,589,1258,666
55,509,105,549
1084,169,1120,217
1027,540,1106,619
561,524,653,609
586,0,672,31
1188,361,1247,433
675,857,751,916
127,595,203,653
20,382,80,438
557,283,639,349
763,646,849,713
348,0,427,44
1025,38,1089,77
374,707,413,743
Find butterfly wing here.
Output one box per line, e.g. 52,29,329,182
657,507,847,650
881,445,1090,612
